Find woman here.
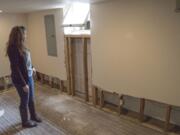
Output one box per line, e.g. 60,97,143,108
7,26,42,128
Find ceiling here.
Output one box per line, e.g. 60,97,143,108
0,0,106,13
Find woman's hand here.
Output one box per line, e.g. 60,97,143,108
23,85,29,93
33,67,36,75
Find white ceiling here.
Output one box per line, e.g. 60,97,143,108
0,0,106,13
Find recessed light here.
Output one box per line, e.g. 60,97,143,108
0,10,3,13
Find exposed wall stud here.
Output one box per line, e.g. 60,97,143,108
83,38,89,102
68,37,75,96
60,80,64,92
49,77,54,88
52,78,55,88
118,94,124,115
165,105,172,131
40,73,44,84
92,86,98,106
66,37,72,95
139,98,145,122
100,89,104,108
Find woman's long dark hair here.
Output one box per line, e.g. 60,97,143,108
6,26,26,56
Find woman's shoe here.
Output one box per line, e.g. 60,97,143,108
31,116,42,123
22,120,37,128
29,101,42,123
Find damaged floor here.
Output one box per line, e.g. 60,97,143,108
0,83,173,135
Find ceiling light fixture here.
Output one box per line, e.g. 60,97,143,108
0,10,3,13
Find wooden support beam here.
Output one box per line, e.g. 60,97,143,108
66,37,72,95
139,98,145,122
92,86,98,106
40,73,44,84
59,80,64,92
49,77,53,88
52,78,54,88
118,95,124,115
69,38,75,96
83,38,89,102
100,89,104,108
35,72,40,81
165,105,172,131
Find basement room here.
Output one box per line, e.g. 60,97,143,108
0,0,180,134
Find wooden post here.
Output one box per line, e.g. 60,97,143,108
60,80,64,92
69,37,75,96
51,77,54,88
34,72,37,81
35,72,40,81
139,98,145,122
100,89,104,108
49,77,53,88
92,86,98,106
118,95,124,115
40,73,44,84
165,105,172,131
66,37,72,95
83,38,89,102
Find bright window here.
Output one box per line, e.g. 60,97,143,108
63,3,90,35
63,3,90,26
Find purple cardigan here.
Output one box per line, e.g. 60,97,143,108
8,47,29,87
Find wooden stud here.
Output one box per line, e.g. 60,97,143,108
165,105,172,131
64,37,68,92
58,79,60,90
66,37,72,95
64,37,69,93
51,78,54,88
92,86,98,106
83,38,89,102
67,37,75,96
100,89,104,108
118,95,124,115
68,37,71,95
70,39,75,96
139,98,145,122
40,73,44,84
68,37,73,95
59,80,64,92
49,77,51,87
35,72,40,81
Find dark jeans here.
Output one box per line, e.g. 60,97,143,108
14,76,36,122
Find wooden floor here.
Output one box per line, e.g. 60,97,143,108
0,83,172,135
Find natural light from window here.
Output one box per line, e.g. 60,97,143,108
63,3,90,35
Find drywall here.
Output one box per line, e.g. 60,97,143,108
0,13,27,77
91,0,180,106
27,9,67,80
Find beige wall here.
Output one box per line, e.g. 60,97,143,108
27,9,67,80
91,0,180,106
0,13,27,77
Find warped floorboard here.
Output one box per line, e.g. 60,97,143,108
0,83,169,135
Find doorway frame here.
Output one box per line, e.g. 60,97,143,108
64,35,90,102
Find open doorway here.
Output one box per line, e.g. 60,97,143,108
65,36,92,102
